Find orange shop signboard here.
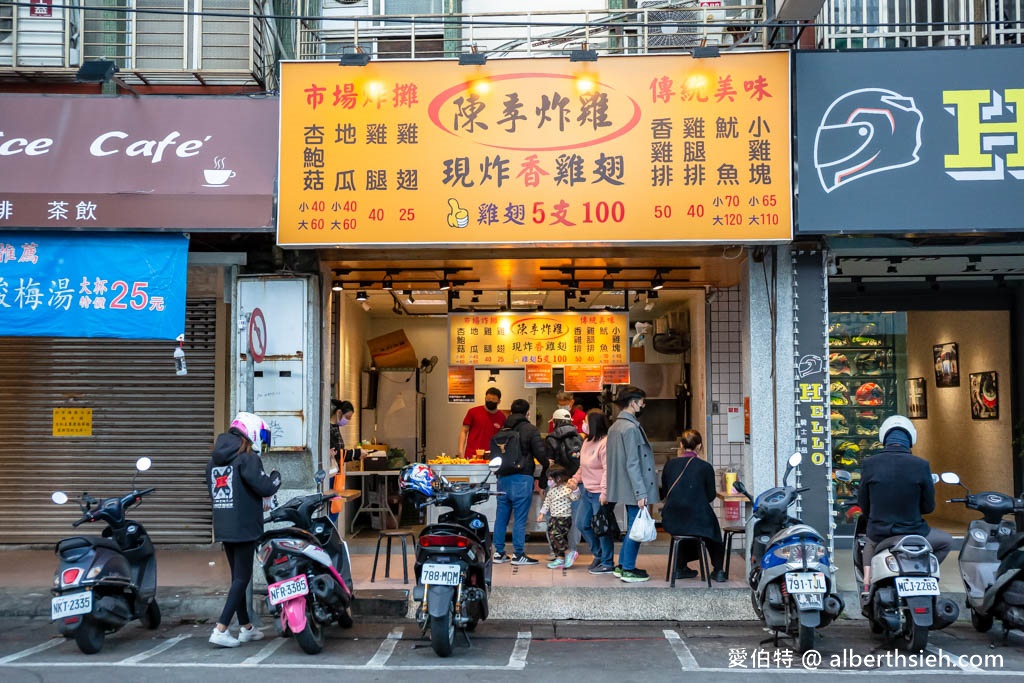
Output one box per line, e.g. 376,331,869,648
277,53,791,247
449,312,628,366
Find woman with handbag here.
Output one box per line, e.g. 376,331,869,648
576,410,615,574
660,429,728,583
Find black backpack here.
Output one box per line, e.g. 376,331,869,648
547,430,583,476
491,425,530,476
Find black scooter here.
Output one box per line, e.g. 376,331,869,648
257,469,354,654
51,457,159,654
401,459,501,657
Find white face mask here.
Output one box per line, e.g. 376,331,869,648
582,421,590,436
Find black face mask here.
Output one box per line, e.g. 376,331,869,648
485,401,499,411
632,401,645,417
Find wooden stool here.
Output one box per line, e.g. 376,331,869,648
667,535,711,588
722,525,746,578
371,530,415,584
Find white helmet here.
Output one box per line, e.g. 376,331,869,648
230,412,271,452
879,415,916,446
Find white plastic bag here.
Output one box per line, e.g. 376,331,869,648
628,507,658,543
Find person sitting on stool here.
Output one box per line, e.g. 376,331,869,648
660,429,728,583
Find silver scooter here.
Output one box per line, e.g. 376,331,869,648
733,453,844,653
853,475,959,651
940,471,1024,635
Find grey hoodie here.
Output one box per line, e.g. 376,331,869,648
205,429,281,543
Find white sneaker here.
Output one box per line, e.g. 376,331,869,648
238,625,265,643
209,627,241,648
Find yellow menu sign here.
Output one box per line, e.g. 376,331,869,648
53,408,92,437
278,53,791,247
450,312,627,366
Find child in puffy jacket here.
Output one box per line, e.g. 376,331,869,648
537,465,581,569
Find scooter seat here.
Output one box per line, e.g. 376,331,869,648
56,536,122,554
997,532,1024,561
873,534,929,556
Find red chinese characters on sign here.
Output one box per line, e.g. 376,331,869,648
649,73,774,104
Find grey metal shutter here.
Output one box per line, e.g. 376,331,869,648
0,299,217,545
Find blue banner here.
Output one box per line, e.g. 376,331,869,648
0,232,188,340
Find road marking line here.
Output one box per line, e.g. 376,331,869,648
0,638,64,664
241,637,287,665
507,631,531,669
366,627,403,668
117,634,190,664
926,644,984,673
664,629,699,670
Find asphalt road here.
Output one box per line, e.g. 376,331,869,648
2,616,1023,682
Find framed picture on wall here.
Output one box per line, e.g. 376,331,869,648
906,377,927,419
969,371,998,420
933,342,960,387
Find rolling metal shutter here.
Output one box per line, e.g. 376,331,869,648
0,299,217,545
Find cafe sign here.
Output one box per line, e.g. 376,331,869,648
278,53,791,247
449,312,628,366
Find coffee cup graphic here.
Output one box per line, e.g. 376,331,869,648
203,168,235,186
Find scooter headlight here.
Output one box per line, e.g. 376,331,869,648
885,555,899,573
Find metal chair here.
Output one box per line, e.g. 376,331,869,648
667,535,711,588
371,530,415,584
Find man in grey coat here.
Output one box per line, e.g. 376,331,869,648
606,385,660,582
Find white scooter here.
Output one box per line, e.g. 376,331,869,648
853,478,959,651
940,471,1024,636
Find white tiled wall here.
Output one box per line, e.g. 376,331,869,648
708,287,745,516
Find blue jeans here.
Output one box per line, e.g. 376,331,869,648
568,483,583,553
618,504,641,570
577,490,613,567
493,474,534,555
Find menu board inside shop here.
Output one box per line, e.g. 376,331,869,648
524,364,553,388
447,365,475,403
277,53,791,247
449,312,628,366
564,365,605,392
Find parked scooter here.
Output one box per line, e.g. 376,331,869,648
733,452,844,653
853,474,959,651
50,457,160,654
257,469,354,654
940,471,1024,635
399,459,502,657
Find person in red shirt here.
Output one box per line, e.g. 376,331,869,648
548,391,586,433
458,387,506,457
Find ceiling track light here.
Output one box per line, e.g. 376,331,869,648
647,290,659,300
439,279,451,291
382,274,394,290
355,290,369,302
331,282,343,292
405,290,415,304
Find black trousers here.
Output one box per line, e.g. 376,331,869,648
218,540,256,626
676,537,725,573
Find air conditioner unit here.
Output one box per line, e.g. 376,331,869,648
641,1,703,49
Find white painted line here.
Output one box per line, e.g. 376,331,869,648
118,634,191,664
926,645,984,673
0,638,65,664
507,631,531,670
365,627,403,668
664,629,699,671
241,637,287,665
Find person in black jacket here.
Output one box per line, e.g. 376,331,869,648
859,415,952,590
660,430,728,583
492,399,549,566
206,412,282,648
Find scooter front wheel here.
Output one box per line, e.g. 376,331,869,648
971,608,993,633
430,602,456,657
295,604,325,654
74,615,105,655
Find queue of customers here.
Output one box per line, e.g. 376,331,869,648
488,385,730,584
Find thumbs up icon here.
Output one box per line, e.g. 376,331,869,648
447,198,470,228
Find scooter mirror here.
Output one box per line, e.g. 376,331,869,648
788,452,803,468
314,469,327,485
488,457,502,471
732,481,748,495
834,469,853,483
51,491,69,505
939,472,961,485
135,457,152,472
931,473,939,484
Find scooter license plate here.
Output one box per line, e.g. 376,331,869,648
51,591,92,620
421,563,461,586
267,574,309,606
895,576,939,596
785,572,826,594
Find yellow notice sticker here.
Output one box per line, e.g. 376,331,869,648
53,408,93,437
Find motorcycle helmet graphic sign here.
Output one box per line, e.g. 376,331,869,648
814,88,923,193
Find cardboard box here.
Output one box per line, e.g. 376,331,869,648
367,329,418,369
345,460,362,472
362,455,389,471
